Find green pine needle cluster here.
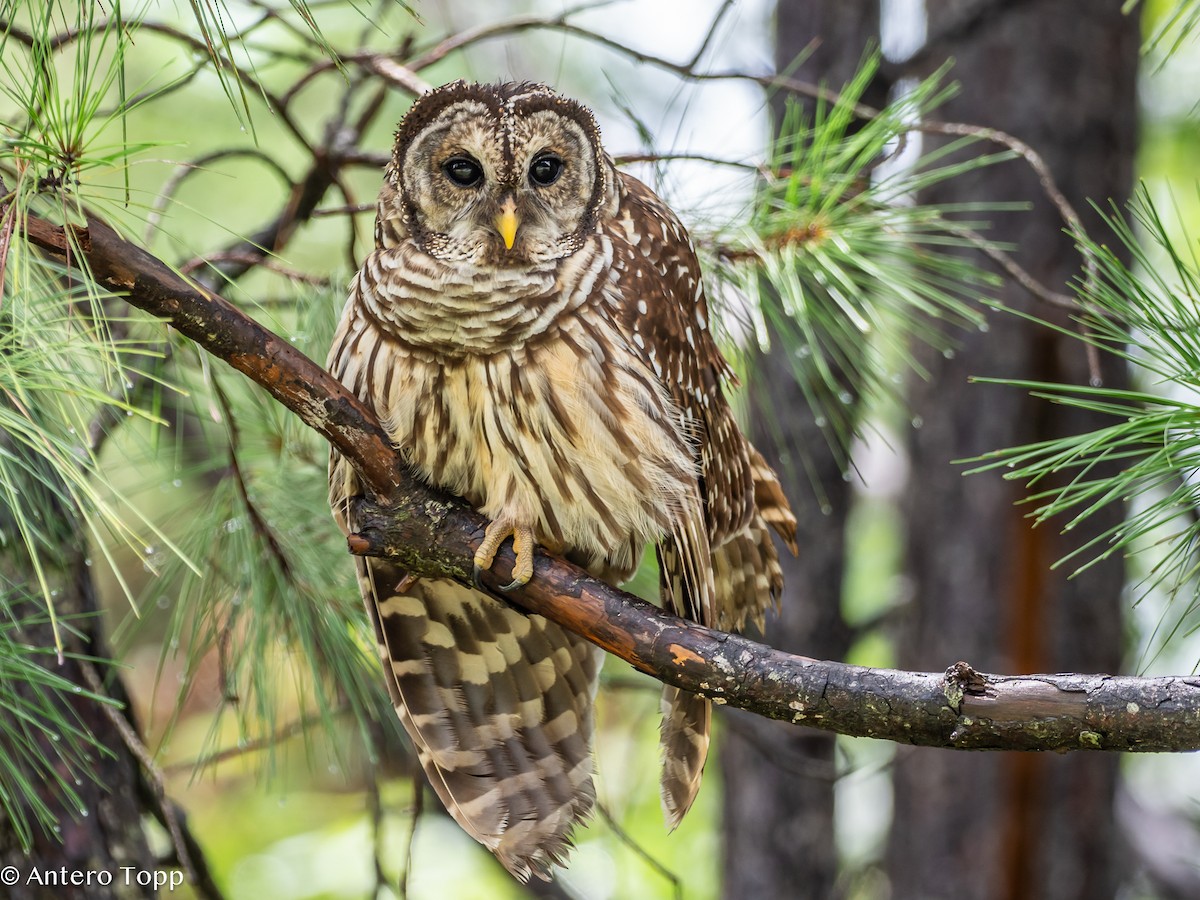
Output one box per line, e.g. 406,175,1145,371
110,288,396,766
0,245,184,848
968,185,1200,662
713,57,1008,455
1134,0,1200,64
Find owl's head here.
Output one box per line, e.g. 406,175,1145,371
387,81,616,266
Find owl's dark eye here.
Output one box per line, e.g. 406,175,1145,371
529,154,563,186
443,156,483,187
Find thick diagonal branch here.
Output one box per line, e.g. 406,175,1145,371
18,209,1200,753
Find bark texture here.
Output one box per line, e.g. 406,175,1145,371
889,2,1138,898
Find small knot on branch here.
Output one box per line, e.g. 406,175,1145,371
943,660,990,712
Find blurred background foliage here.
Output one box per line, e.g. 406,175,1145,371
3,0,1200,898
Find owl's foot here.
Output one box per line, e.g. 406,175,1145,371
473,518,535,593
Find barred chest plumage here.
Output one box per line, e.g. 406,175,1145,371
330,234,700,579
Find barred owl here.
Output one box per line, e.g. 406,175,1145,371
328,81,797,881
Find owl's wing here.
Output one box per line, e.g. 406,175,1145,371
606,172,798,826
608,172,797,624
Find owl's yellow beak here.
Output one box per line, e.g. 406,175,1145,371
495,197,519,251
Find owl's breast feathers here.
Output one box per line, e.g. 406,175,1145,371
330,229,704,581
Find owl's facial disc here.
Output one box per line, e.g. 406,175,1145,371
399,95,602,265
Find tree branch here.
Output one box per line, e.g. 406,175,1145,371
14,206,1200,753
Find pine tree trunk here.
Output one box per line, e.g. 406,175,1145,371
0,574,159,900
719,5,885,898
888,2,1137,897
0,411,161,898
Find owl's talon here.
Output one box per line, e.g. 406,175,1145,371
473,518,535,592
471,563,488,592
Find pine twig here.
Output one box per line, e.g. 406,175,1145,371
597,803,682,900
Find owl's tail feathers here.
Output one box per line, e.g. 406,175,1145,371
710,445,797,630
368,573,604,883
659,687,711,828
748,444,798,556
711,514,788,634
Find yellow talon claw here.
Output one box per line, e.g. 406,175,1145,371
473,519,535,592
